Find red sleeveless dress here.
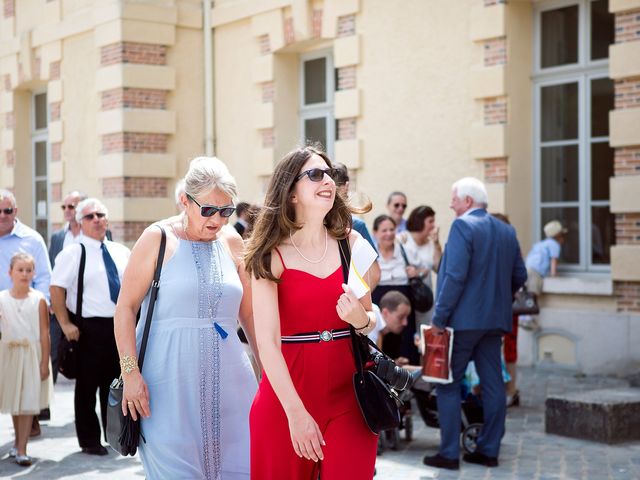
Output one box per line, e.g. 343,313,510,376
249,250,377,479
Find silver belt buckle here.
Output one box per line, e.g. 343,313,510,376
319,330,333,342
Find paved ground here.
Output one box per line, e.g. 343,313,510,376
1,368,639,479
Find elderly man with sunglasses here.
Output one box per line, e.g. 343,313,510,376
50,198,130,456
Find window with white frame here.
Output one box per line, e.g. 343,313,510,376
533,0,614,271
32,92,49,242
299,51,334,157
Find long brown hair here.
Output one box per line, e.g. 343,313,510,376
245,145,371,281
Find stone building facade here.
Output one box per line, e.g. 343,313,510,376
0,0,639,374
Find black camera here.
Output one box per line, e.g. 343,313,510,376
371,352,414,391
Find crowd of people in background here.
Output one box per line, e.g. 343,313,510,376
0,145,567,475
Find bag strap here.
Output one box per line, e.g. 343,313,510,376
76,244,86,322
338,238,368,376
137,226,167,373
398,243,410,267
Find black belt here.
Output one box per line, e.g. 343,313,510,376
281,328,351,344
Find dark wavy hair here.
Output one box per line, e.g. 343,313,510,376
245,146,371,281
406,205,436,232
373,214,396,231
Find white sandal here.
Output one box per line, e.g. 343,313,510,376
15,455,33,466
9,447,17,458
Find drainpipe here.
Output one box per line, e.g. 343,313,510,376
203,0,215,156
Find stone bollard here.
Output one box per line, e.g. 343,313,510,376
545,388,640,444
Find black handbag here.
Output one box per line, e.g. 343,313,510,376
512,286,539,315
399,244,434,313
338,239,401,435
57,244,86,380
106,226,166,456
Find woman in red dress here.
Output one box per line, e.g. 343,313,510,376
245,146,378,479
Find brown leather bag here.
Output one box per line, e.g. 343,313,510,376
422,328,452,382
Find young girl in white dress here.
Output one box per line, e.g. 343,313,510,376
0,252,52,466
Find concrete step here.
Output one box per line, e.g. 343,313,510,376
545,388,640,444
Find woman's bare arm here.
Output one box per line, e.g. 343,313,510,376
38,297,50,380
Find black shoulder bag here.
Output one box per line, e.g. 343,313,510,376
399,243,434,313
57,244,86,380
107,226,167,456
338,238,401,435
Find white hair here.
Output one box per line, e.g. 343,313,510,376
453,177,488,207
0,189,16,207
184,156,237,202
174,179,185,205
76,198,109,223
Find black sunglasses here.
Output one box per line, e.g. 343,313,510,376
0,208,14,215
295,168,337,183
61,204,76,210
83,212,106,221
186,193,236,218
393,203,407,209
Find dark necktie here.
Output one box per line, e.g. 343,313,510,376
101,243,121,304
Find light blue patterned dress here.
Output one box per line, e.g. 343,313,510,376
136,239,257,479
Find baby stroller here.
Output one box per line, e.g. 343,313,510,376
411,375,484,454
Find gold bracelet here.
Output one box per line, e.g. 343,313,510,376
120,355,139,374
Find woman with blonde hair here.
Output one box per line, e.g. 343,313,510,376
246,146,378,479
115,156,258,479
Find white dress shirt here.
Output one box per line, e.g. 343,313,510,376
63,223,82,248
51,236,130,318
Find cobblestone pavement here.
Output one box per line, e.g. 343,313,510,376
1,368,639,479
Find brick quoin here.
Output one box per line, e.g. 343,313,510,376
50,143,61,162
262,82,275,103
337,118,356,140
5,150,15,167
284,17,295,45
614,147,640,175
484,97,507,125
102,177,168,198
312,9,322,38
261,129,274,149
337,67,356,90
51,183,62,202
484,157,508,183
484,37,507,67
258,35,271,55
49,102,61,121
614,281,640,312
109,221,149,243
337,15,356,37
615,9,640,43
33,58,41,80
100,43,167,67
615,213,640,245
614,78,640,109
3,0,14,18
101,133,168,154
49,61,60,80
101,88,167,110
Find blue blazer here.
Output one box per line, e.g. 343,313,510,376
432,209,527,332
48,229,66,267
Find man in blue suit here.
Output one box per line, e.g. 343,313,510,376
423,177,527,470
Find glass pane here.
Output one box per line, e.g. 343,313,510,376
591,142,613,201
35,141,47,177
591,77,614,137
304,58,327,105
36,220,48,243
34,93,48,130
591,0,614,60
541,145,579,202
541,5,578,68
541,207,579,264
591,206,614,264
35,180,48,205
304,117,327,150
541,83,578,141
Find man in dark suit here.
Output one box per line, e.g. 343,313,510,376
423,177,527,471
233,202,250,237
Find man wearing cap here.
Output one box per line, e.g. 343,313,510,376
524,220,567,295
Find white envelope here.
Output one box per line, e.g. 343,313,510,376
347,236,378,299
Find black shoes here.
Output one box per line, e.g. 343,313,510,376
38,408,51,421
423,453,460,470
81,446,109,456
463,451,499,467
